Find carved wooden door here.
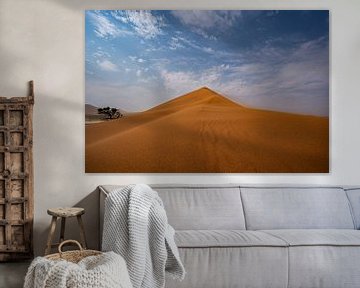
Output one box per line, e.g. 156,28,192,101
0,81,34,261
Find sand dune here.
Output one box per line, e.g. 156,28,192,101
85,104,104,124
85,104,99,115
85,87,329,173
85,104,132,124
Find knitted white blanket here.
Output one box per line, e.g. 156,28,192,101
24,251,132,288
102,184,185,288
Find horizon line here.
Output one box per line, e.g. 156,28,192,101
85,86,329,118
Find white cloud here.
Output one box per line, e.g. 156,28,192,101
93,49,111,59
169,37,185,50
202,47,214,53
88,11,130,38
160,65,232,95
167,36,218,54
159,37,329,116
97,59,118,72
136,70,142,77
171,11,242,37
160,70,195,93
145,46,163,52
88,10,164,40
112,10,164,39
128,56,146,63
224,38,329,115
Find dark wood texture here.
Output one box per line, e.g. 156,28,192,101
45,208,87,255
0,81,34,261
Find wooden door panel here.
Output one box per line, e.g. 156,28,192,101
10,152,24,174
0,180,4,198
0,153,4,172
9,110,24,127
0,110,4,126
0,81,34,261
0,205,4,219
11,180,24,198
0,133,4,146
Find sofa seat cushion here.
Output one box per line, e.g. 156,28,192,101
166,246,289,288
262,229,360,246
261,230,360,288
175,230,288,248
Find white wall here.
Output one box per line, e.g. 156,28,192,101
0,0,359,256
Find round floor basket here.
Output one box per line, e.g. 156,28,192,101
46,239,102,263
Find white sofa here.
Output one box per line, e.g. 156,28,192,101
99,185,360,288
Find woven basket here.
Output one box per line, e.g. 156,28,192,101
45,240,102,263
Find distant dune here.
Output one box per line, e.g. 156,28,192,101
85,104,130,124
85,87,329,173
85,104,99,115
85,104,107,123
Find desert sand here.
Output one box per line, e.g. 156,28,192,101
85,87,329,173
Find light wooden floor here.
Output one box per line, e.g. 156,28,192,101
0,261,30,288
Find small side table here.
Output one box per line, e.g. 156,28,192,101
45,207,88,255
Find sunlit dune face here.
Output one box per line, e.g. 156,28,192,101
85,87,329,173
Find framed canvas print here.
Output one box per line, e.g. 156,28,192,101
85,10,329,173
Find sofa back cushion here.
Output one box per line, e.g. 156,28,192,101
240,187,355,230
153,186,246,230
345,188,360,229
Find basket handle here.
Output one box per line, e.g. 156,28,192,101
58,240,83,255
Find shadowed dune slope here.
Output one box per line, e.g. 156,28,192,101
85,87,329,173
85,104,99,115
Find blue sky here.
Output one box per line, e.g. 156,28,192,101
85,10,329,116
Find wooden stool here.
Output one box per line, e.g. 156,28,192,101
45,207,87,255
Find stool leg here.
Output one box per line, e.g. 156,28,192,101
60,217,66,243
45,216,57,255
77,215,87,249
